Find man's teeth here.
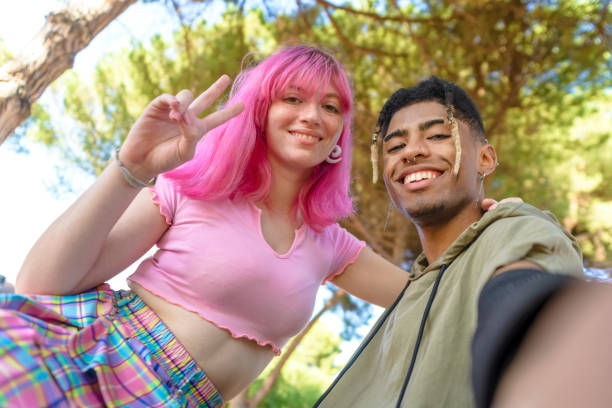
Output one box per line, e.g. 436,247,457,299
404,171,439,184
292,132,319,142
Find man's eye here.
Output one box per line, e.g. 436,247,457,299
428,134,450,140
387,144,405,153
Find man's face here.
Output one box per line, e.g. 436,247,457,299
382,101,482,225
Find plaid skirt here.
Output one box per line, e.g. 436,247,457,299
0,284,224,407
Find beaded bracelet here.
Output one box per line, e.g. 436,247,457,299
114,148,156,188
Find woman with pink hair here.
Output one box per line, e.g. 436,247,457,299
2,46,407,407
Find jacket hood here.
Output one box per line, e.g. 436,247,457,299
411,202,582,279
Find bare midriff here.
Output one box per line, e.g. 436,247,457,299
128,281,275,401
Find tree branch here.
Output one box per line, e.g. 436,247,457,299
0,0,137,144
320,5,412,58
315,0,447,25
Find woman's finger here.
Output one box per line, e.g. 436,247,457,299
481,198,498,211
188,75,232,116
197,102,245,136
178,109,201,142
498,197,524,204
146,94,180,121
153,93,180,109
172,89,194,123
482,197,524,212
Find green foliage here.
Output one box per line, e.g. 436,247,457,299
277,0,612,264
245,321,342,407
28,0,612,265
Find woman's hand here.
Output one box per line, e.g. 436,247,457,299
118,75,244,181
482,197,524,211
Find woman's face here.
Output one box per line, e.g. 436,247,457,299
265,82,344,177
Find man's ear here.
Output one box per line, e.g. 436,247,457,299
478,144,497,177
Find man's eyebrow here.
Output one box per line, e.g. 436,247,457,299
383,118,447,142
419,118,446,131
383,128,407,142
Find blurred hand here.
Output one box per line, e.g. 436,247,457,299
118,75,244,181
482,197,523,212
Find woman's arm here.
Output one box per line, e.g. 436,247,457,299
331,246,409,308
16,165,167,295
16,76,244,295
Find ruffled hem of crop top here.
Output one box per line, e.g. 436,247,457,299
128,277,284,355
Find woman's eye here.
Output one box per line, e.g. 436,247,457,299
323,103,340,113
284,96,301,104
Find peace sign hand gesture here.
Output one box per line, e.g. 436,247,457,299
118,75,244,182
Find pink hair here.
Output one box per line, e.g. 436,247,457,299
165,46,355,230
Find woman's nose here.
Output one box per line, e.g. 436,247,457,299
298,101,322,126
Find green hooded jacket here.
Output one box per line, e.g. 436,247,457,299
316,202,583,408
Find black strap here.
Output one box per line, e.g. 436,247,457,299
395,264,447,407
313,277,412,407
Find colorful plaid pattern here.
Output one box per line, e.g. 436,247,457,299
0,284,223,407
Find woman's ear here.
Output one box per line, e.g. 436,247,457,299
478,144,498,177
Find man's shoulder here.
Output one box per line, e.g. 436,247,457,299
476,202,583,277
482,202,567,238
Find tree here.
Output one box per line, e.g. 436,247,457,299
277,0,612,264
9,2,612,263
0,0,138,143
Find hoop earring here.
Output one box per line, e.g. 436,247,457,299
326,145,342,164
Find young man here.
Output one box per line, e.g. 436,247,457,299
314,77,584,407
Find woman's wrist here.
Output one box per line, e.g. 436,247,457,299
114,148,156,188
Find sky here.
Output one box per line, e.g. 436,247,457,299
0,0,379,358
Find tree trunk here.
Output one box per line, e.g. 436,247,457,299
0,0,137,144
228,288,347,407
228,391,249,408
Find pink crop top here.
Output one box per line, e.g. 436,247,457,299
128,176,365,355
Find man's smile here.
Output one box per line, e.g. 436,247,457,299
403,170,442,184
393,166,445,191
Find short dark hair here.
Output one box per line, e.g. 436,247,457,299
375,76,486,142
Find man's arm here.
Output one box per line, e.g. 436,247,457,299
471,267,575,408
471,205,587,407
492,280,612,407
